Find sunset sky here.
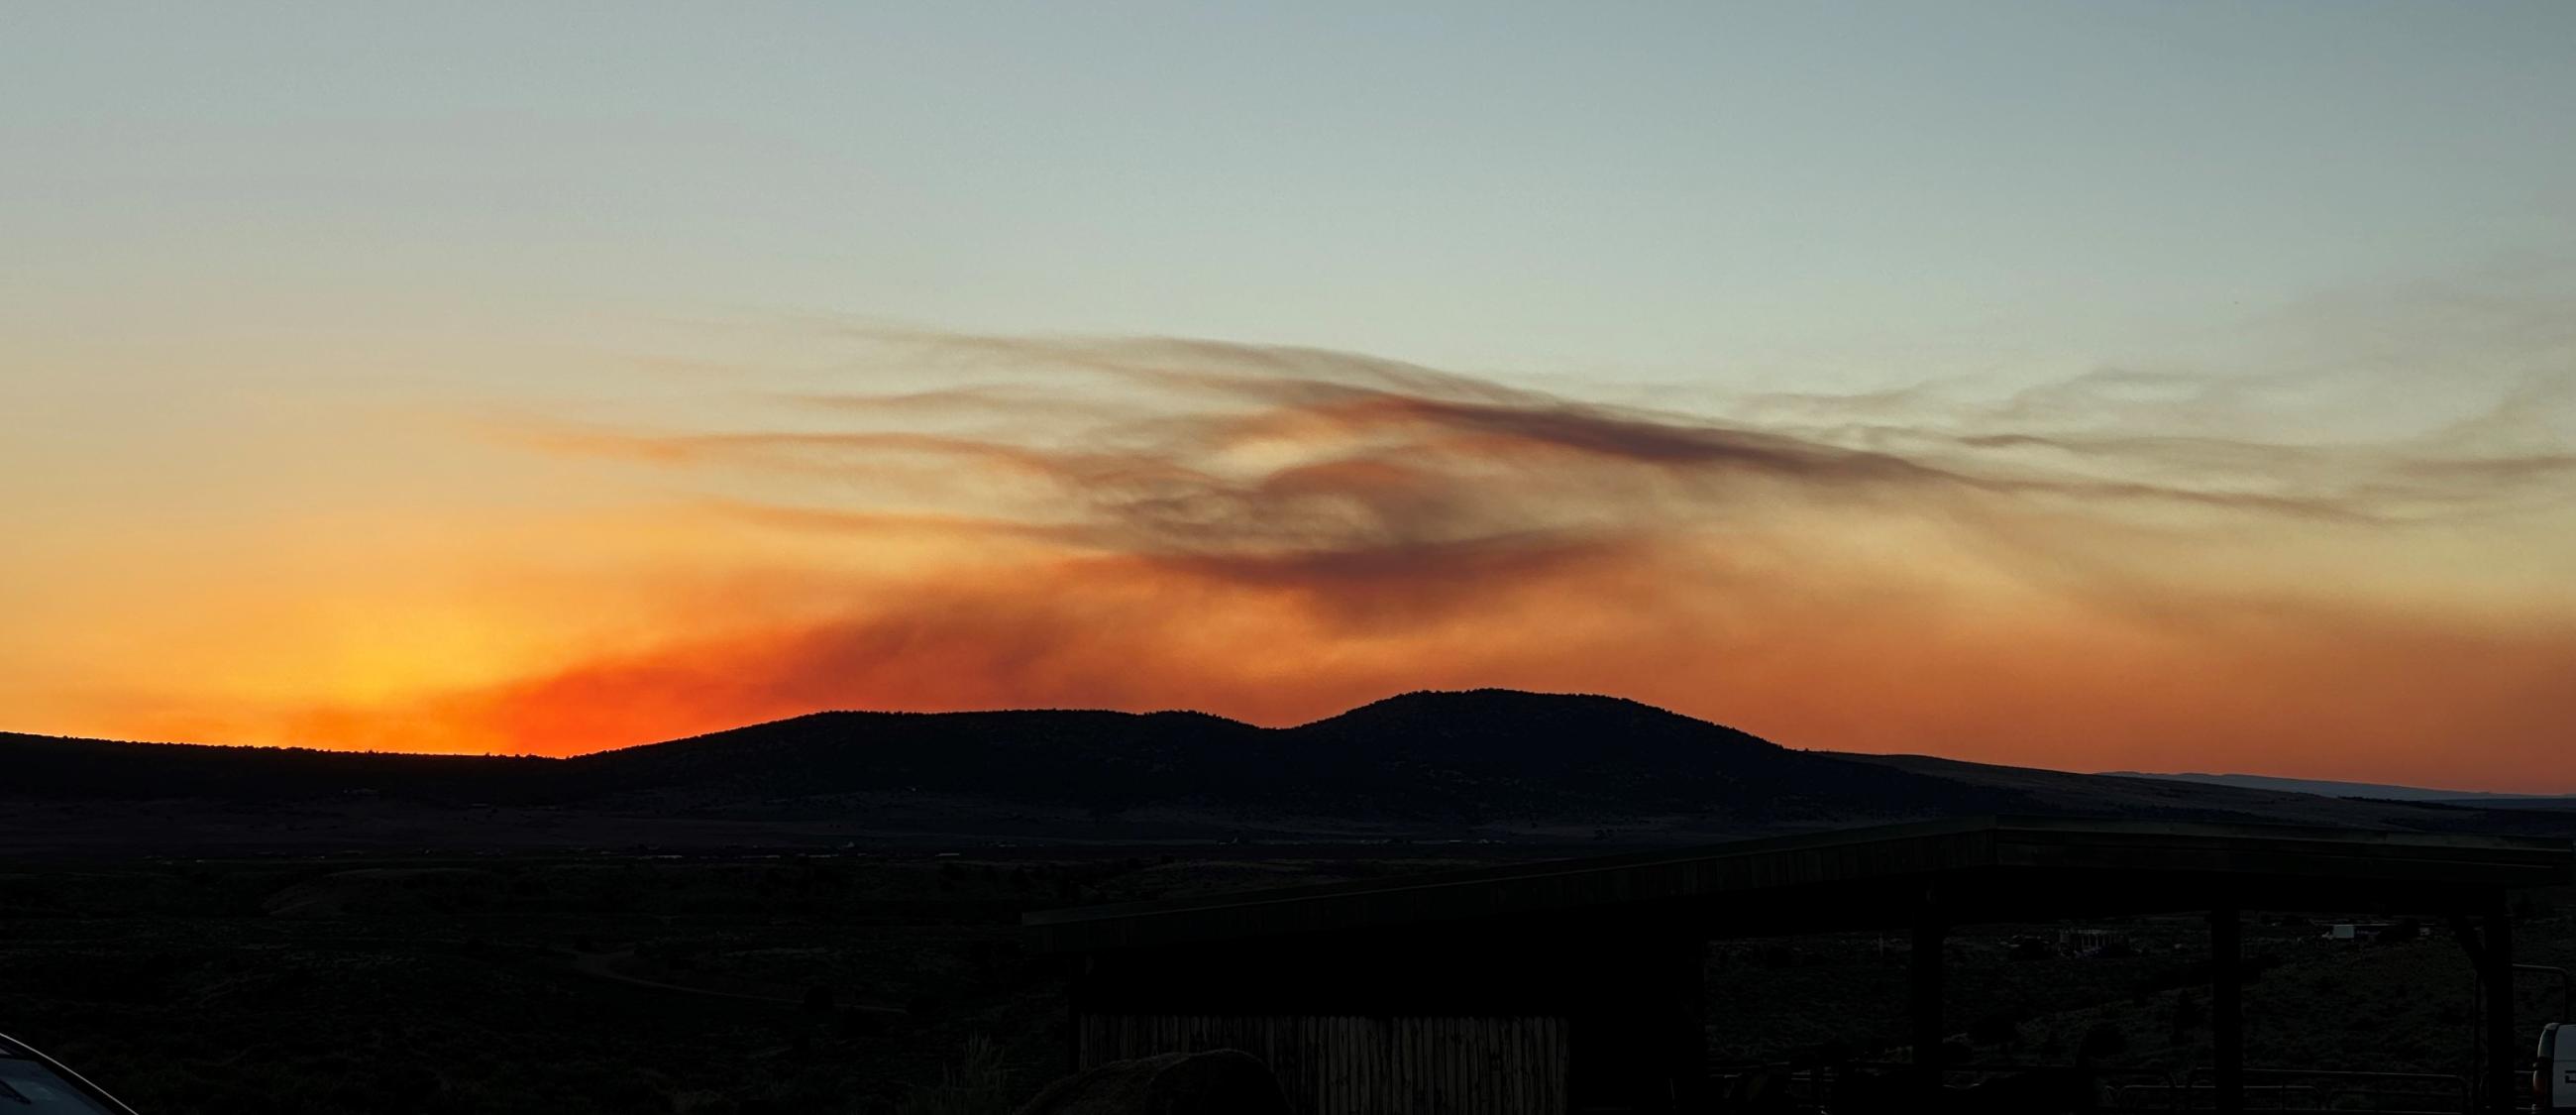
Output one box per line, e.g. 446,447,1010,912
7,4,2575,790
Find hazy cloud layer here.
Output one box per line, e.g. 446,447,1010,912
249,327,2576,790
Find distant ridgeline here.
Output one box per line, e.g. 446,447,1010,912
6,691,2574,841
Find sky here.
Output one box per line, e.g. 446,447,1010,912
5,3,2575,790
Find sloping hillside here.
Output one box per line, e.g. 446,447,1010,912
563,691,2027,827
0,731,553,802
1846,752,2576,836
6,691,2572,852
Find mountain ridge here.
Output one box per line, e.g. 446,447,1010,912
2099,769,2560,802
7,690,2574,852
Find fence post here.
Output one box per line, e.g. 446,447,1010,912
2211,903,2244,1115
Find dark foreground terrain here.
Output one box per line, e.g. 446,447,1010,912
3,850,2569,1114
0,849,1518,1114
7,693,2574,1112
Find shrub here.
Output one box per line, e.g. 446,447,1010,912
896,1036,1013,1115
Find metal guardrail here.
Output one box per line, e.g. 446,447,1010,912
1706,1059,2167,1112
1702,1060,2476,1114
2169,1067,2472,1114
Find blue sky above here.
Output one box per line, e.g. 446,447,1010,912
10,2,2571,392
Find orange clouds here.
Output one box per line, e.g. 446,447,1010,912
35,330,2576,791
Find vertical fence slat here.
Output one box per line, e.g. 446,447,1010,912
1078,1013,1580,1115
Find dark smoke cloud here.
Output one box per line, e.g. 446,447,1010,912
534,330,2575,557
361,327,2576,787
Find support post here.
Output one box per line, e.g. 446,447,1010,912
1911,915,1947,1109
2211,903,2244,1115
2482,893,2518,1115
1670,935,1710,1114
1065,956,1088,1076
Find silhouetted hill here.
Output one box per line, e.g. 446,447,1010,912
564,708,1272,814
1267,691,2006,822
6,691,2573,852
1842,751,2576,834
560,690,2016,826
0,731,551,803
2100,770,2559,803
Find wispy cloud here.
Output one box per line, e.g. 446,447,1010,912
535,331,2576,542
242,326,2575,791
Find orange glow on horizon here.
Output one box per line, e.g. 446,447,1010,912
11,332,2575,794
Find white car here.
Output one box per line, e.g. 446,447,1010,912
0,1033,139,1114
2542,1023,2575,1115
